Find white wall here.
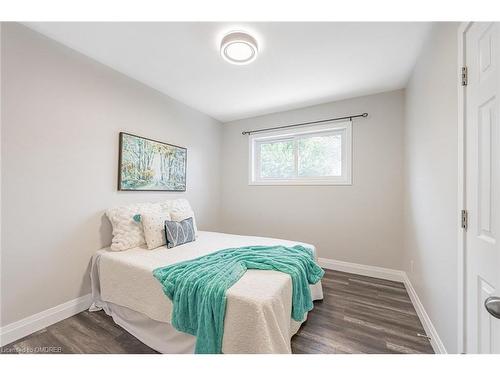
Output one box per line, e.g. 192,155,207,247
403,23,459,353
0,23,223,326
221,90,405,268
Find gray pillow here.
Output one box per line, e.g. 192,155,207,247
164,217,196,248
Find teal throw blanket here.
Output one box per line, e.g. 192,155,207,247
152,245,324,354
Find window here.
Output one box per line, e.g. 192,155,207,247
249,121,352,185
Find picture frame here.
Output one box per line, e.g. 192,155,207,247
118,132,187,191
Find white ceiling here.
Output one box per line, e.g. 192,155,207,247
25,22,432,122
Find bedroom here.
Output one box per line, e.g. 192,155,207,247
1,0,499,373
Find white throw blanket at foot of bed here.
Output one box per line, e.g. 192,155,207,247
90,231,324,354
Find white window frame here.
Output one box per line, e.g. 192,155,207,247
248,120,352,186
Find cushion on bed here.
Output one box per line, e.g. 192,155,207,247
106,199,197,251
142,211,172,249
164,217,196,248
171,210,198,237
106,203,161,251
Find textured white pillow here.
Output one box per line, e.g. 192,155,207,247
106,199,197,251
157,198,194,214
141,211,172,250
106,202,161,251
171,210,198,237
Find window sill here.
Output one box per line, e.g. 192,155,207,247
248,179,352,186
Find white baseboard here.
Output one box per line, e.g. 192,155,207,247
0,294,92,347
401,273,448,354
318,257,447,354
318,257,405,282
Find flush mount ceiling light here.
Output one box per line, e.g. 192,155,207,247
220,31,258,65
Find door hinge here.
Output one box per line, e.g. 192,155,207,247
461,209,468,230
461,66,468,86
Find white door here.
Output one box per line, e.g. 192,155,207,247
465,22,500,354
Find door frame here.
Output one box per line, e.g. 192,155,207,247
457,21,472,355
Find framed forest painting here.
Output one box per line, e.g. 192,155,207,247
118,132,187,191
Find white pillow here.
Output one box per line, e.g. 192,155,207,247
171,210,198,237
141,211,172,250
160,198,199,237
106,199,197,251
157,198,194,214
106,202,161,251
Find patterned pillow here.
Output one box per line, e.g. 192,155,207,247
105,199,197,251
141,211,172,250
164,217,196,248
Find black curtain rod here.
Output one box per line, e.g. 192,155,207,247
242,112,368,135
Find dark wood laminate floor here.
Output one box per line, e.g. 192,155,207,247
1,270,434,354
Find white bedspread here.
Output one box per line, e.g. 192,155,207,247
92,231,323,353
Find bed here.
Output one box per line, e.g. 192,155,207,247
90,230,324,354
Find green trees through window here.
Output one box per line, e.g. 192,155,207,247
258,133,342,179
298,134,341,177
251,122,351,185
260,140,294,178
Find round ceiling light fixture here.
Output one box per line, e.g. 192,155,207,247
220,31,258,65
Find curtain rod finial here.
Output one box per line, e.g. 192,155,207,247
362,113,368,117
